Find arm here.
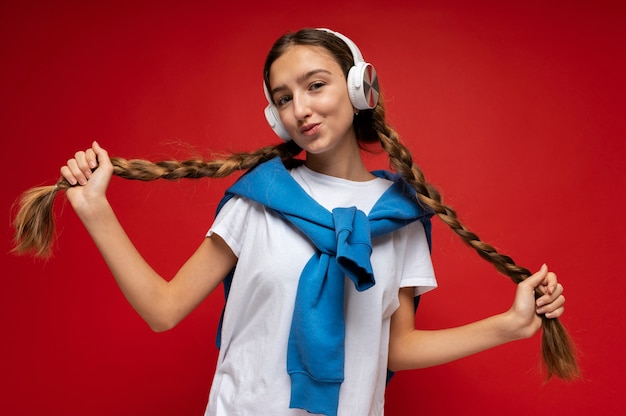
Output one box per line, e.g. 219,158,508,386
61,141,237,332
388,264,565,371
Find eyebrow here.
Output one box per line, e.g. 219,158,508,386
270,68,333,97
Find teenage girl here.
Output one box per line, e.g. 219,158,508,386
13,28,576,416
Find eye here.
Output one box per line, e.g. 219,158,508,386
309,81,325,91
275,95,292,107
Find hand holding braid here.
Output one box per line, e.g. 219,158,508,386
11,140,302,258
375,122,580,381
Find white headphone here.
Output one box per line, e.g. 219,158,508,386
263,28,380,141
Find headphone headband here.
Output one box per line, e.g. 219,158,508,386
316,28,365,66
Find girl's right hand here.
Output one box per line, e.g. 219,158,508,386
505,264,565,340
60,141,114,213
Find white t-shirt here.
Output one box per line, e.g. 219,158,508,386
205,164,437,416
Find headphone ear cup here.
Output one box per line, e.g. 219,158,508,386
347,62,379,110
264,103,292,141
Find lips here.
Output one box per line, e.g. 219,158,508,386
299,123,320,135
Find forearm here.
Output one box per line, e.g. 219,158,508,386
388,311,523,371
388,265,564,372
76,198,174,330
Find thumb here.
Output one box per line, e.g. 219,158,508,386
521,264,549,290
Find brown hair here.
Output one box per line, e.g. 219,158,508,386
12,28,579,381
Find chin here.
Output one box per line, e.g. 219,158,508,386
293,138,331,155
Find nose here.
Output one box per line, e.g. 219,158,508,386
291,92,311,121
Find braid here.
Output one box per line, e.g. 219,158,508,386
380,134,531,282
11,141,302,258
111,141,302,181
372,106,580,380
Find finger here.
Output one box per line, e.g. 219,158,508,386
538,295,565,318
92,141,111,167
537,271,558,296
545,308,564,319
537,291,565,311
74,150,93,180
65,157,89,185
537,283,563,307
546,304,565,319
78,149,96,181
60,165,78,186
524,266,561,300
85,148,98,171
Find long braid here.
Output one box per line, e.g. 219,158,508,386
11,141,302,258
112,141,302,181
371,107,579,380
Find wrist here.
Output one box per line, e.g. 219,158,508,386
75,196,113,223
500,309,541,341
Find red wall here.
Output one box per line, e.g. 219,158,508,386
2,1,624,415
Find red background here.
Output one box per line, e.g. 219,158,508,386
2,1,625,415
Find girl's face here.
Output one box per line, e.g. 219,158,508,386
268,45,357,157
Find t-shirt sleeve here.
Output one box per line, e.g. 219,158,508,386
397,220,437,296
207,196,257,258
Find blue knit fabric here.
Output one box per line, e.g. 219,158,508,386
215,157,432,416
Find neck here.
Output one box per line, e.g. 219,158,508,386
304,137,375,182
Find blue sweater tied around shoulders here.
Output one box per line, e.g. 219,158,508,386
215,157,432,416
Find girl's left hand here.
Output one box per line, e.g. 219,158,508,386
508,264,565,339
